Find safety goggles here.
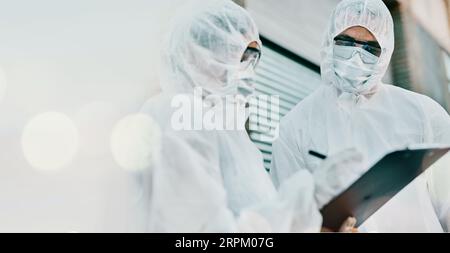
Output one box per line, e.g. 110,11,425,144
333,34,382,58
240,47,261,70
333,44,379,64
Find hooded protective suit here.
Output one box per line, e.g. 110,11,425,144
271,0,450,232
140,0,322,232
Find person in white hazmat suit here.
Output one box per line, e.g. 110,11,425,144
139,0,362,232
270,0,450,232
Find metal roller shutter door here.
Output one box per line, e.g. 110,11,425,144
249,41,322,171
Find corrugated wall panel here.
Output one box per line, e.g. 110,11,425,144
249,43,321,170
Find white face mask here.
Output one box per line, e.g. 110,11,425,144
205,48,259,100
202,67,256,108
333,47,378,94
217,60,257,98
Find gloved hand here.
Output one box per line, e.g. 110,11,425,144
338,217,358,233
313,148,366,209
321,217,358,233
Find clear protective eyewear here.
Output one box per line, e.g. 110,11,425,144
240,47,261,70
333,35,381,64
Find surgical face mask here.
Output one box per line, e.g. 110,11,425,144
234,66,256,97
220,50,259,98
207,46,260,99
334,35,382,59
333,45,379,94
235,47,260,96
203,68,256,102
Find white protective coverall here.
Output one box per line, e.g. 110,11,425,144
270,0,450,232
140,0,322,232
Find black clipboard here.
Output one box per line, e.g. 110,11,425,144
320,147,450,231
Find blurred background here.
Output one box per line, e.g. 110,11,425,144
0,0,448,232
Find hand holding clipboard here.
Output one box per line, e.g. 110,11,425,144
311,147,450,232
